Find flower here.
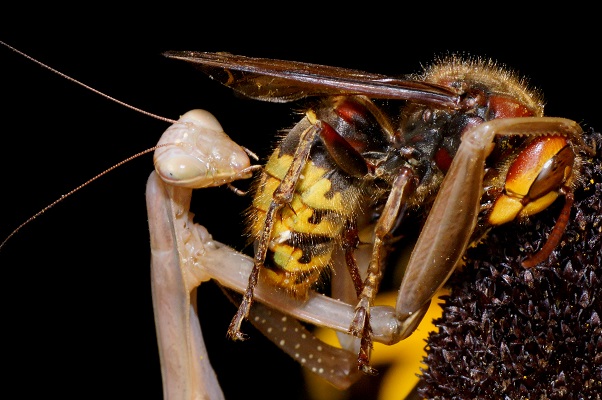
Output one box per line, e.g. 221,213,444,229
420,129,602,399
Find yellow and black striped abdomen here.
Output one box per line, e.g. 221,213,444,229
249,146,363,299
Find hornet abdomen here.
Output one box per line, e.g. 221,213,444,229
249,115,365,298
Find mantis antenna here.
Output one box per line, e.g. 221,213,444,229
0,40,258,250
0,40,177,250
0,40,177,124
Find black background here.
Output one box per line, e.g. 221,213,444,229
1,8,600,400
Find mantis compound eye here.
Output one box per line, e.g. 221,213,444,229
487,136,575,226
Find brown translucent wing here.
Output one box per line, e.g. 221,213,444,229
163,51,459,108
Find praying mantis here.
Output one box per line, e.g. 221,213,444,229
1,39,302,399
2,34,600,400
2,39,380,398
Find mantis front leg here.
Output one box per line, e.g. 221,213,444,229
147,172,224,400
146,109,255,400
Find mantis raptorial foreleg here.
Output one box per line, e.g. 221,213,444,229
147,171,224,400
146,109,255,400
